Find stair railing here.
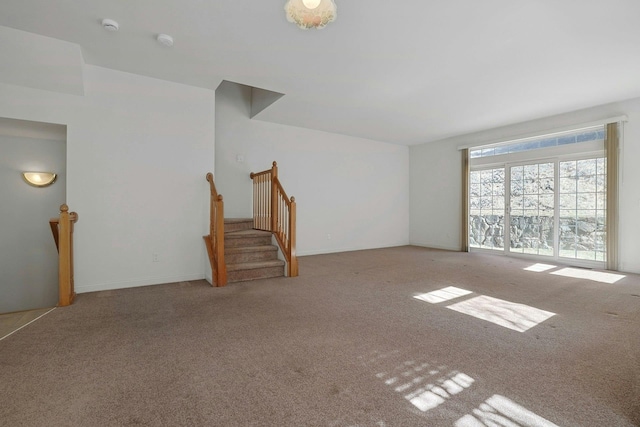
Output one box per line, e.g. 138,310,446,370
250,161,298,277
204,173,227,287
49,204,78,306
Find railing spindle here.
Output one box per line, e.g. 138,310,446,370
249,162,298,277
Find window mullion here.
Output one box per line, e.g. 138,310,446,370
553,159,560,261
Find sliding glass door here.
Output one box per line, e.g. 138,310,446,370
469,168,505,251
558,158,607,261
470,156,606,266
509,162,555,257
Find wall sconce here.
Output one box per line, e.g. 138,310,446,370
22,172,57,187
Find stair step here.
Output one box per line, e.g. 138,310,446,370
227,260,285,283
224,218,254,233
225,229,272,247
226,245,278,263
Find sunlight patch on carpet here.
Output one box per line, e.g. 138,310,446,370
405,371,475,412
447,295,555,332
455,394,560,427
550,267,625,284
413,286,473,304
523,263,557,272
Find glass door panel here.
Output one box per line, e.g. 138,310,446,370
509,162,555,256
469,168,505,250
558,159,606,261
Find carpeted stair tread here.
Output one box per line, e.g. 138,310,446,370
224,218,253,223
226,245,278,253
226,259,285,272
225,229,272,238
224,218,255,233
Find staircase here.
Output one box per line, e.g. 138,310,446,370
204,163,296,287
224,218,285,283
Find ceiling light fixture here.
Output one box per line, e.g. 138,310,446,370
22,172,57,187
285,0,336,30
157,34,174,47
101,18,119,32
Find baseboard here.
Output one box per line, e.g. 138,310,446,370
409,241,460,252
76,273,206,294
298,243,410,257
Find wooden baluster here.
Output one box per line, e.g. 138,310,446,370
259,176,262,229
263,175,266,230
256,175,260,229
264,172,267,230
285,199,289,250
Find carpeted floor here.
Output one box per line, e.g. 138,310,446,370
1,246,639,426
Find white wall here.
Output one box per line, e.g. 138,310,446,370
216,81,410,256
410,97,640,274
0,133,66,312
0,26,84,96
409,139,462,251
0,64,215,293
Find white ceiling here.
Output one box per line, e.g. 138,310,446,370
1,0,640,145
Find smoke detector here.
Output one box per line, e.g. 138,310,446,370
157,34,174,47
101,18,119,32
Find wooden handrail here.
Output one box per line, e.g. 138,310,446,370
250,162,298,277
49,204,78,307
204,173,227,286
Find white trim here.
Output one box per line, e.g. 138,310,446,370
76,273,206,293
457,115,628,151
408,242,461,252
0,307,56,341
298,243,410,257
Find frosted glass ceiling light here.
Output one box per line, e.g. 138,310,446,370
285,0,337,30
302,0,321,8
22,172,57,187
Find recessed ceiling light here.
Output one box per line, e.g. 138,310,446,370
157,34,174,47
101,18,119,32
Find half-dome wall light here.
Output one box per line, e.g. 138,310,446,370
285,0,337,30
22,172,57,187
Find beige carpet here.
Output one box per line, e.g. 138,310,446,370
1,246,639,426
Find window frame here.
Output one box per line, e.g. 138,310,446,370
468,130,606,269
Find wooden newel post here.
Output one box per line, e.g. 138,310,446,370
289,196,298,277
204,173,227,287
271,161,278,232
215,195,227,286
58,204,77,307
